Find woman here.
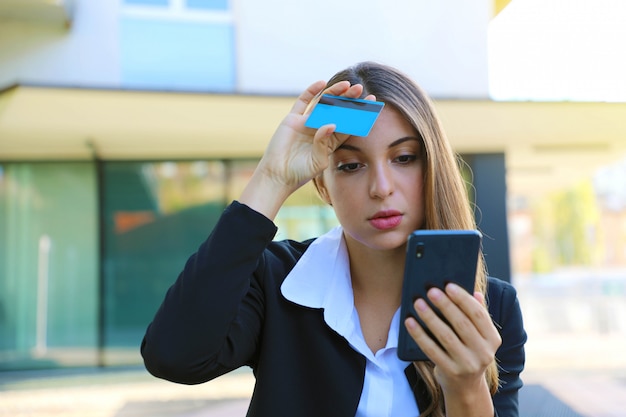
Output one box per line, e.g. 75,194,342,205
141,62,526,417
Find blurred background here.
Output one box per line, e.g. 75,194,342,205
0,0,625,416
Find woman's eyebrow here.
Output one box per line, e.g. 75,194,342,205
388,136,421,148
336,143,361,152
336,136,421,152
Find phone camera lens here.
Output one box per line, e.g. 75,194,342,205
415,243,425,259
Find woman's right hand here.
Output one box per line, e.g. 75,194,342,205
239,80,373,219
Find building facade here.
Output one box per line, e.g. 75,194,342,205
2,0,625,371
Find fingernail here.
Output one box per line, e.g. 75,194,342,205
428,287,443,300
415,298,428,311
405,317,418,330
446,283,459,294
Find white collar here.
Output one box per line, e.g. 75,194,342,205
280,226,400,358
280,226,356,337
281,227,416,415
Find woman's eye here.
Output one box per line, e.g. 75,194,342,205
395,154,417,164
337,162,361,172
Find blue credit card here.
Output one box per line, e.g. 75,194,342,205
305,94,385,137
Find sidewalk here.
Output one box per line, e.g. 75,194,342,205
1,363,626,417
0,366,253,417
513,271,626,417
521,368,626,417
2,271,625,417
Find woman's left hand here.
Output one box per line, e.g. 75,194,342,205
404,283,502,393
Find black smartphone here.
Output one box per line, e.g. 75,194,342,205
397,229,482,361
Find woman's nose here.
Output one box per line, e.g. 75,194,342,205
369,163,394,199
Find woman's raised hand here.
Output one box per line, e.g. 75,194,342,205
261,80,367,189
240,80,373,219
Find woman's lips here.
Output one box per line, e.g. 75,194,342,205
369,210,403,230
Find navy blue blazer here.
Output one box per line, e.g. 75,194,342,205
141,201,526,417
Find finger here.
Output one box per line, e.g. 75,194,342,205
404,310,449,364
300,80,353,117
342,83,364,98
417,290,495,375
428,286,491,353
317,82,364,104
292,80,328,115
322,80,355,97
303,82,374,118
474,290,486,306
311,124,338,156
419,289,467,355
445,284,501,344
307,124,341,175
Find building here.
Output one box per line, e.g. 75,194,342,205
1,0,625,370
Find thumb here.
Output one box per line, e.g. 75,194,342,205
313,124,338,153
310,124,338,171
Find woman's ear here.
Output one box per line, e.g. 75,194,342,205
313,176,332,206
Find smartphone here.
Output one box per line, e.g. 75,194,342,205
397,229,482,362
304,94,385,137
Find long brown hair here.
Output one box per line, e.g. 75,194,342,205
323,62,499,417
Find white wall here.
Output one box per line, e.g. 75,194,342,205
0,0,491,98
0,1,120,89
235,0,491,98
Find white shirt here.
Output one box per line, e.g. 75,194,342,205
281,226,419,417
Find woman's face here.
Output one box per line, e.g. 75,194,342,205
317,106,425,252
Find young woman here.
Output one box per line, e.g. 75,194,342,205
141,62,526,417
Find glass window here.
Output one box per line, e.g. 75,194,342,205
0,158,347,370
0,163,98,370
186,0,229,11
101,161,228,363
275,183,338,242
120,18,236,91
223,159,337,242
